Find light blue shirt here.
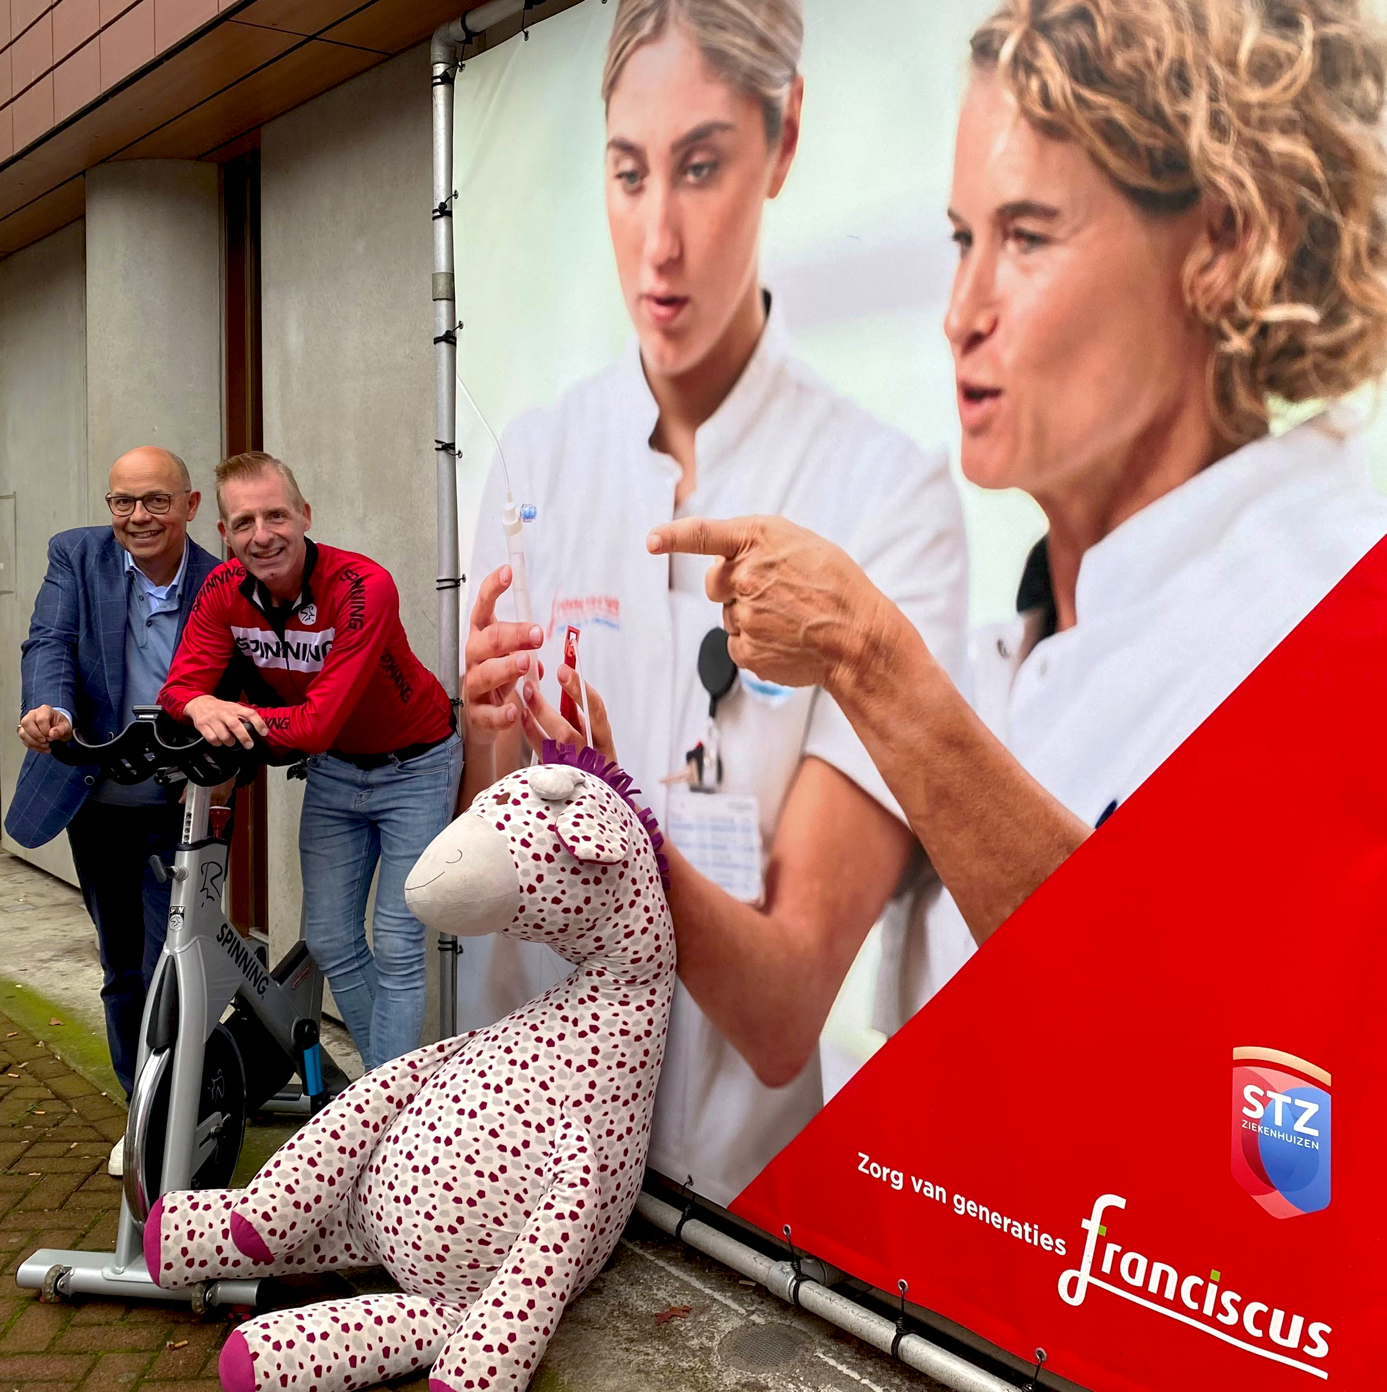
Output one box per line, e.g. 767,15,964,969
91,545,191,806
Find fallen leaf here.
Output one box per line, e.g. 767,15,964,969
738,1279,755,1287
48,1018,62,1026
5,1030,17,1037
654,1304,692,1325
6,1073,17,1079
32,1110,45,1115
165,1339,188,1350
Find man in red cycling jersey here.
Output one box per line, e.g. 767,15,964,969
160,452,462,1070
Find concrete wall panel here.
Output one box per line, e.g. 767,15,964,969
0,219,88,882
261,42,442,1039
1,162,224,883
85,159,223,548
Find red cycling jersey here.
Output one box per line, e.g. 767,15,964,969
160,539,453,755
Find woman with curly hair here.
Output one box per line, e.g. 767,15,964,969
638,0,1387,1030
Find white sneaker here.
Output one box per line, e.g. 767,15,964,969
107,1135,124,1178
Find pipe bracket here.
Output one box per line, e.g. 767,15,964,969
432,272,455,301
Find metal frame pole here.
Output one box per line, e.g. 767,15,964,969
431,0,525,1040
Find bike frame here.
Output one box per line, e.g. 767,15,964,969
17,781,336,1307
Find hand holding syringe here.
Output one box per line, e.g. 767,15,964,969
457,375,546,765
519,662,618,766
462,567,615,777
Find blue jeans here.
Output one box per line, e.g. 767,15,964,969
299,733,462,1072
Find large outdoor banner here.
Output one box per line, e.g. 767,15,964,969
449,2,1387,1388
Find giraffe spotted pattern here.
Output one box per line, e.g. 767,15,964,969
146,749,674,1392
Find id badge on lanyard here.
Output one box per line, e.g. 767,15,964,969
665,629,763,904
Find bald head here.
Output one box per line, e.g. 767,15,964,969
109,446,190,494
106,446,201,586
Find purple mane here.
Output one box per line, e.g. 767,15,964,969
540,741,671,892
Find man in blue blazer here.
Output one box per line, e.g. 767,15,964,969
5,446,220,1173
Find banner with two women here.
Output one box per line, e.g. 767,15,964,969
449,1,1387,1387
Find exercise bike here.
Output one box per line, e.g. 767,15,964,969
16,706,351,1310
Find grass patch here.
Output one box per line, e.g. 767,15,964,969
0,979,123,1103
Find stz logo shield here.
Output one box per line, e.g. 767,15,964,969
1232,1047,1331,1218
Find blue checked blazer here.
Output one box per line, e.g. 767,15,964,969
4,528,220,849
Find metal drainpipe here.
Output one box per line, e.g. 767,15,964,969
431,0,525,1040
635,1193,1020,1392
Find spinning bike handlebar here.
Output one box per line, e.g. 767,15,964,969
49,705,305,788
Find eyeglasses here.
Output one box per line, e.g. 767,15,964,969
105,491,189,517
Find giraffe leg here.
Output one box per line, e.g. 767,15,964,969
146,1189,373,1289
217,1291,468,1392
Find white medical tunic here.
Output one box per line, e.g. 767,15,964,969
875,416,1387,1032
465,303,968,1207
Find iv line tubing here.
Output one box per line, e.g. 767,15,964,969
457,371,513,498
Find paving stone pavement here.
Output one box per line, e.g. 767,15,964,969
0,1009,432,1392
0,1001,951,1392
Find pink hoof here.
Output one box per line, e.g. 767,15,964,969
143,1195,165,1286
229,1212,273,1264
429,1381,461,1392
219,1328,256,1392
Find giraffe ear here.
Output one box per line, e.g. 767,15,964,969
555,791,629,865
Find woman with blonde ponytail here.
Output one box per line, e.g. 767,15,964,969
459,0,970,1207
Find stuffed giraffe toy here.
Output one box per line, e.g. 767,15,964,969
143,743,673,1392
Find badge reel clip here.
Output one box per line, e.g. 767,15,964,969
685,628,738,792
665,629,763,904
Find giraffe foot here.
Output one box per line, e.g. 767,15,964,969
143,1196,166,1287
229,1212,274,1264
218,1329,255,1392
